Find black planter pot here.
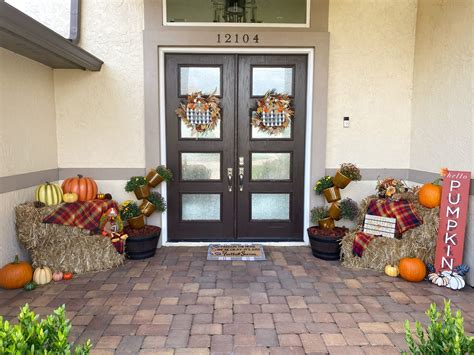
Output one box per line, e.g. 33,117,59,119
307,226,346,261
124,225,161,260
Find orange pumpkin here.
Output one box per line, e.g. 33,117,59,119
418,183,442,208
0,255,33,289
399,257,426,282
62,175,98,202
63,272,73,280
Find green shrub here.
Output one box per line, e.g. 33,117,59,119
148,192,167,212
0,304,91,354
403,300,473,355
125,176,147,192
156,165,173,182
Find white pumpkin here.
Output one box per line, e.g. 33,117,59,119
33,266,53,285
441,271,466,290
428,272,449,287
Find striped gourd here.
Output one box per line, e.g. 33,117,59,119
35,182,63,206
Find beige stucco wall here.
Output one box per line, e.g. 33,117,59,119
53,0,145,168
410,0,472,173
0,48,58,177
0,48,59,265
327,0,417,169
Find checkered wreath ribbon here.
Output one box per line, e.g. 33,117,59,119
352,232,375,257
43,200,119,232
367,199,422,234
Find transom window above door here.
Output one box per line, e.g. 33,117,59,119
164,0,310,27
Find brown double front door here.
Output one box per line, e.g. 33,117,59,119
165,53,307,242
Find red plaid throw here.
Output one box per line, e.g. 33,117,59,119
43,200,119,232
367,199,422,234
352,232,375,257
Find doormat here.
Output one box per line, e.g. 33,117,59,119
207,244,266,261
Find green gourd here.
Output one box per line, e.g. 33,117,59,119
23,281,37,291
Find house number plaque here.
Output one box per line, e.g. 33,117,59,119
217,33,259,44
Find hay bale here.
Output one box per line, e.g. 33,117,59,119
15,203,123,274
340,193,439,271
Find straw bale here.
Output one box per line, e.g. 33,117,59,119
340,193,438,271
15,203,123,274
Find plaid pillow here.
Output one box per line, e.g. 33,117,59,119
352,232,375,257
367,199,422,234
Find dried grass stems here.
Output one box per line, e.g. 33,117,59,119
340,192,439,271
16,203,124,274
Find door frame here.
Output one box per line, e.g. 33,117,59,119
158,47,314,246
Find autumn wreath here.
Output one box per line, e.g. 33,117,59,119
176,92,221,135
251,90,293,135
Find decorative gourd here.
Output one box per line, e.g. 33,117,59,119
399,257,426,282
0,255,33,289
442,271,465,290
62,175,98,201
52,271,63,281
63,192,78,203
33,266,53,285
428,272,449,287
63,272,73,280
23,281,37,291
35,182,63,206
418,183,442,208
384,264,399,277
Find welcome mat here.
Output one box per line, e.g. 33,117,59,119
207,244,266,261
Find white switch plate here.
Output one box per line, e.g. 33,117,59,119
343,117,350,128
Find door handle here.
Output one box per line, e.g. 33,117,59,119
239,167,244,192
227,168,233,192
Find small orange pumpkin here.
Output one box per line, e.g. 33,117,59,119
63,272,73,280
418,183,442,208
0,255,33,289
399,257,426,282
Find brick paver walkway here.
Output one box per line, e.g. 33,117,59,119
1,247,473,354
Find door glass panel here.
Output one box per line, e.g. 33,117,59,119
251,117,292,139
251,153,291,180
181,153,221,180
252,67,293,96
251,193,290,220
182,194,221,220
180,67,221,95
165,0,308,25
181,119,221,139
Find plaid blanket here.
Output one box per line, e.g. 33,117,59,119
367,199,422,234
43,200,119,232
352,232,375,257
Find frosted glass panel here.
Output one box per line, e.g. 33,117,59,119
252,67,293,96
180,67,221,95
181,153,221,180
252,119,291,139
181,119,221,139
251,194,290,220
182,194,220,220
251,153,291,180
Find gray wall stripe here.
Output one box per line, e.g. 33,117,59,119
0,169,59,194
2,168,473,195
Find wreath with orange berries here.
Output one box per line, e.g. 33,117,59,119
176,92,221,135
251,90,293,135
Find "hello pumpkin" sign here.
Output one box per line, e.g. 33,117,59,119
434,170,471,272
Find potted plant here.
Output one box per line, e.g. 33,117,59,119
333,163,362,189
124,225,162,260
125,176,150,199
311,206,334,229
146,165,173,188
339,198,360,221
119,200,145,229
140,192,167,217
314,176,340,203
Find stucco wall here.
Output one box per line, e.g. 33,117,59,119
0,49,58,265
326,0,417,169
410,0,472,173
54,0,145,168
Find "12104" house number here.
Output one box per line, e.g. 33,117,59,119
217,33,259,44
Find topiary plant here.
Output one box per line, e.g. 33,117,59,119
148,192,167,212
313,176,334,195
310,206,329,224
403,300,473,355
0,304,91,354
339,198,359,221
125,176,148,192
119,200,141,220
156,165,173,183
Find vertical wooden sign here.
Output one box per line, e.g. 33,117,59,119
434,170,471,272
